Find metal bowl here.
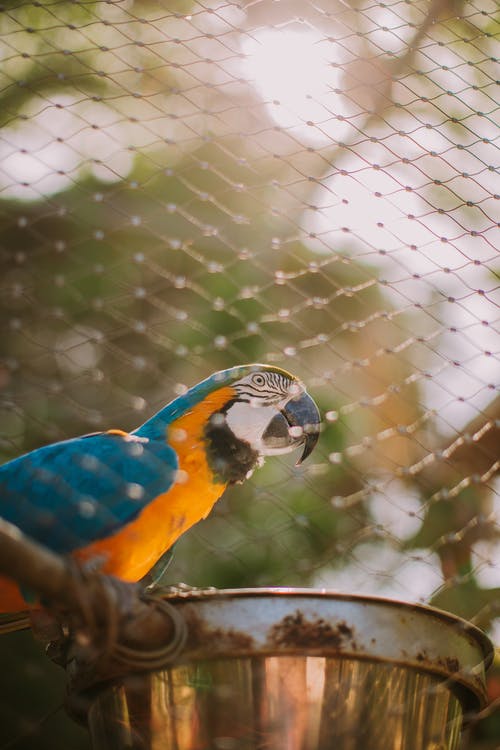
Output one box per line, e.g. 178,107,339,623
85,588,493,750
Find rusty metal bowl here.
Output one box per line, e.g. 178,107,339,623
85,589,493,750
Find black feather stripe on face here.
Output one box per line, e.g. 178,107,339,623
234,371,291,404
203,411,259,485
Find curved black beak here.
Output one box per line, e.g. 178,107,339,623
262,390,321,464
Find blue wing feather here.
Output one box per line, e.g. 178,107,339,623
0,433,178,554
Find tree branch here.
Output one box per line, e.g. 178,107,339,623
0,519,184,685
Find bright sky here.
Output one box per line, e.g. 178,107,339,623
241,27,499,434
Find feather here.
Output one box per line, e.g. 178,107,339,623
0,432,177,553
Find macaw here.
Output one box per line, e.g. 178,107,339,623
0,364,320,631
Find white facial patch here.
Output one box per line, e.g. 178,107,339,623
224,401,300,456
225,401,278,447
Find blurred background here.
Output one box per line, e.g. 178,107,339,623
0,0,498,747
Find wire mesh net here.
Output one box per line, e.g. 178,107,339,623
0,0,498,747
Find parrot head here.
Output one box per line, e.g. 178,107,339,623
200,364,321,484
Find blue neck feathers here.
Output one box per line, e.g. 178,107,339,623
132,365,250,441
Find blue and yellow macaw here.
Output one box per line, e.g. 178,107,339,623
0,364,320,630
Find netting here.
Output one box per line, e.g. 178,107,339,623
0,0,498,748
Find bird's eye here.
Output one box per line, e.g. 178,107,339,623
252,374,266,387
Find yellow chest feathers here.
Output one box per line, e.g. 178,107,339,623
75,387,234,581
